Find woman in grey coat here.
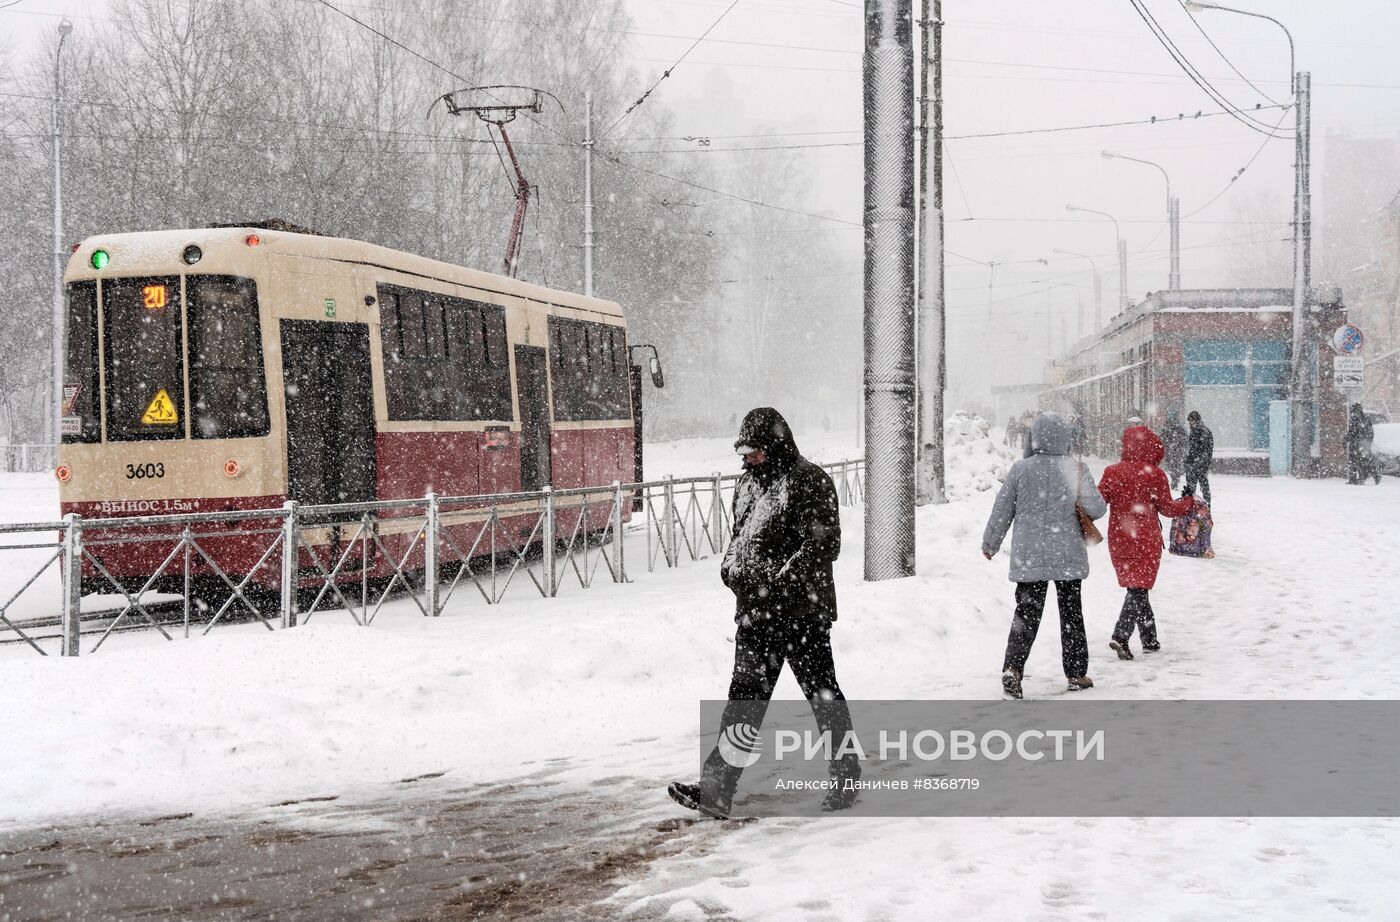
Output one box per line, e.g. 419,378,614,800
982,412,1107,698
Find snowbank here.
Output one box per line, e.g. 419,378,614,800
942,411,1016,500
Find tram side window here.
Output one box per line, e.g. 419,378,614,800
62,281,100,443
188,276,270,439
103,276,185,441
378,283,512,421
548,316,631,421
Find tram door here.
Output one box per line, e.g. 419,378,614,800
280,320,377,508
514,345,552,492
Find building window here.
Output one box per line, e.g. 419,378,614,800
1183,339,1289,451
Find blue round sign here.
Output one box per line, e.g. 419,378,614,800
1332,324,1365,355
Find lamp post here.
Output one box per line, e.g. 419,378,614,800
1053,248,1102,333
50,20,73,454
1102,150,1179,290
1184,1,1311,475
1182,1,1293,80
1067,204,1129,315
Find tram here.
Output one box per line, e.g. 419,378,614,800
57,222,652,598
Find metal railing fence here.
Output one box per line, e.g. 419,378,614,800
0,459,864,656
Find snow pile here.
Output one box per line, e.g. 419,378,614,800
942,411,1016,500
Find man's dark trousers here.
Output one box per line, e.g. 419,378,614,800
701,614,858,807
1184,467,1211,505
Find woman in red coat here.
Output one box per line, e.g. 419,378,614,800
1097,426,1195,659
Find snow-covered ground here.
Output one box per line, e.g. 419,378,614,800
3,420,1398,919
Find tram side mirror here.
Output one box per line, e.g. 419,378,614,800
648,355,665,388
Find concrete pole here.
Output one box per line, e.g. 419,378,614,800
1290,72,1314,476
1169,195,1181,290
583,91,595,298
915,0,945,506
1094,272,1103,332
1118,237,1129,314
51,21,72,451
863,0,916,580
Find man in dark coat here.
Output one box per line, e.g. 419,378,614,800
1345,404,1381,485
1183,410,1214,505
669,408,858,818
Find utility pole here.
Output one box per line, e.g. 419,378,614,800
915,0,945,506
1118,237,1129,313
1169,196,1181,289
863,0,916,581
1290,71,1314,476
583,91,595,297
51,20,72,452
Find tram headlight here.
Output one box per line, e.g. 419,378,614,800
181,244,203,265
89,249,109,270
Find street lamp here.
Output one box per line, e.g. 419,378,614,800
1182,1,1293,82
1102,150,1179,290
51,19,73,455
1067,204,1129,315
1185,1,1312,477
1053,248,1102,332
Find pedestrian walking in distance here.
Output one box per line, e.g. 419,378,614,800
669,408,858,818
982,412,1107,699
1159,408,1188,491
1098,426,1195,659
1345,404,1381,485
1183,411,1214,505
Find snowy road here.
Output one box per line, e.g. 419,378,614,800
0,772,733,921
3,427,1399,919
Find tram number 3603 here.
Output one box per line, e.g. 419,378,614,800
125,462,166,480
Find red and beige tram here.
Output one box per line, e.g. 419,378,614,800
57,222,646,598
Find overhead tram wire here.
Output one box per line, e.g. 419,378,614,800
612,103,1291,154
0,91,1292,151
1184,105,1294,218
600,0,741,141
308,0,578,151
1126,0,1291,138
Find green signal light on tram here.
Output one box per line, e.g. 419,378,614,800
90,249,110,270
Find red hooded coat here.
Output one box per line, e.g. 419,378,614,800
1097,426,1195,589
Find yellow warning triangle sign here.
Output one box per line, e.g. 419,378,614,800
141,389,179,426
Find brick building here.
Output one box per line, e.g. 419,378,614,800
1039,288,1351,476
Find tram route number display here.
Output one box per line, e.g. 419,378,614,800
142,284,168,310
125,462,166,480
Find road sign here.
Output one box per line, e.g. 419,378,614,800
1332,324,1365,355
1334,355,1364,388
61,416,81,436
61,383,80,415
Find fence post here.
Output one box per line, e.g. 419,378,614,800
60,513,82,657
610,480,625,582
662,475,677,567
424,491,439,616
542,486,557,597
280,501,298,629
710,471,725,553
